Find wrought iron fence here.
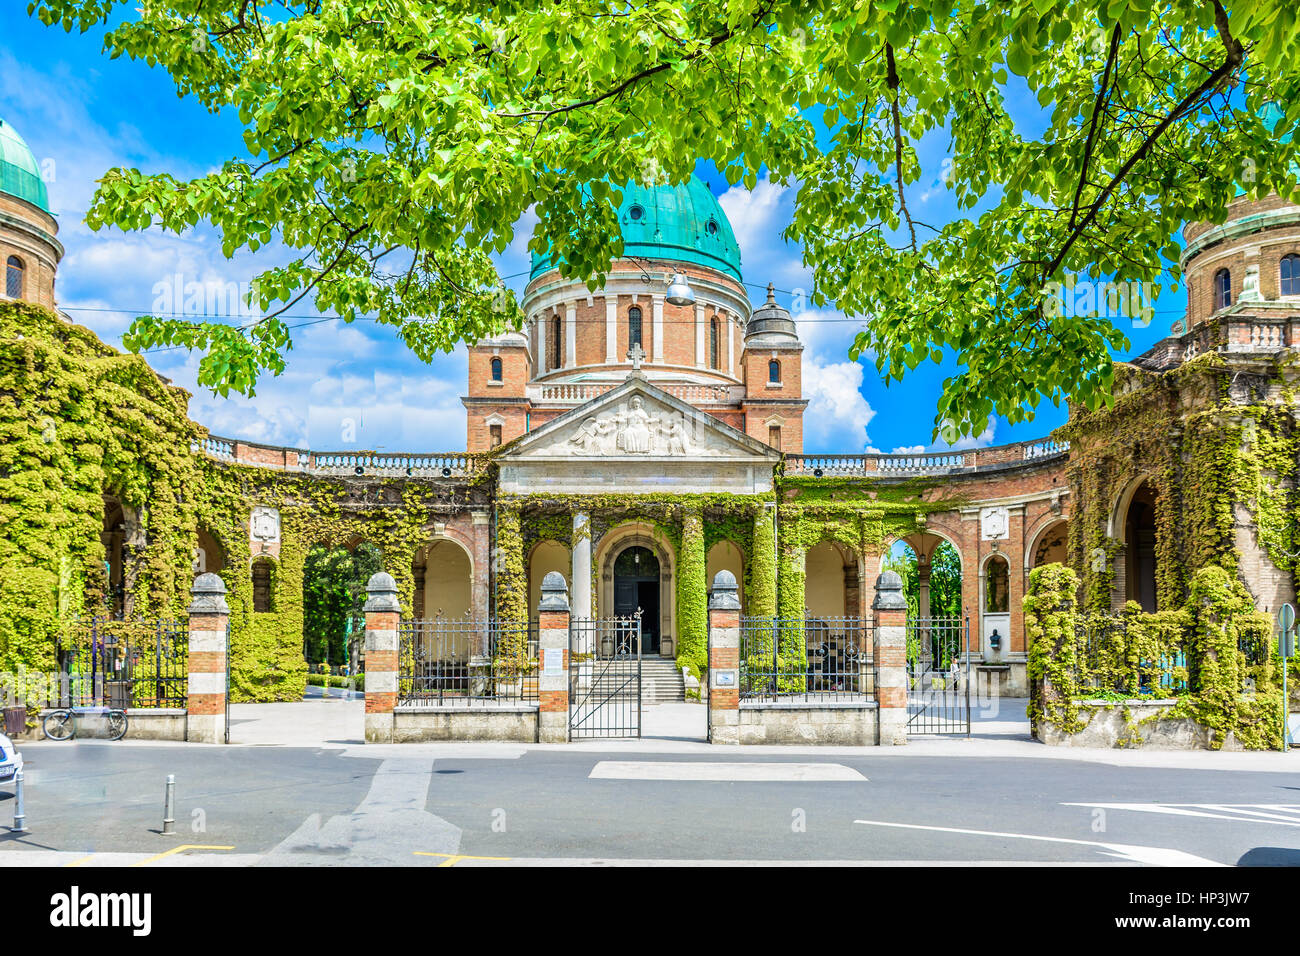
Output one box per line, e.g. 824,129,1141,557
57,618,189,709
1072,614,1188,695
397,619,538,705
906,616,970,735
738,616,875,702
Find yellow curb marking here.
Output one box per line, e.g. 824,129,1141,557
413,850,511,867
132,844,235,867
64,855,96,867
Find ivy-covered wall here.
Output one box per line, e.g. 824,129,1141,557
0,302,495,705
1063,356,1298,615
0,302,206,704
1026,562,1281,749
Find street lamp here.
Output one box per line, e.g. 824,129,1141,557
666,272,696,306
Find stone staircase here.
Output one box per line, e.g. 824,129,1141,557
639,659,686,704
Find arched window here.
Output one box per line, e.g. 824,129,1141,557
768,359,781,384
628,306,643,349
5,256,24,300
1282,254,1300,296
251,557,275,613
550,315,562,370
985,555,1009,614
1215,268,1232,310
709,316,719,369
490,356,503,381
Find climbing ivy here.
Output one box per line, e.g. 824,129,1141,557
1026,562,1283,749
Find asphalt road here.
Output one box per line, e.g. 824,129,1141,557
4,739,1300,866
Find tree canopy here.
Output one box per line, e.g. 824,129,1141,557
31,0,1300,437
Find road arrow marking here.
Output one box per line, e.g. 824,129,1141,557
853,819,1222,866
1064,802,1300,827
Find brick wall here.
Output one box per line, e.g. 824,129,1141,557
0,192,60,311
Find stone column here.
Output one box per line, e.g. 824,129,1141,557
918,553,932,620
537,571,570,743
565,301,577,368
726,312,735,375
872,569,909,746
571,512,592,620
471,511,490,621
537,312,548,373
652,293,665,363
708,570,741,744
695,304,706,368
363,571,400,744
186,573,229,744
605,296,618,363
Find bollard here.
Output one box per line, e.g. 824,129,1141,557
162,774,176,835
12,769,27,833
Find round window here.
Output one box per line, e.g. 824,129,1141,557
705,218,719,235
629,204,645,221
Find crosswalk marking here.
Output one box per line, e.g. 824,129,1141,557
590,761,866,781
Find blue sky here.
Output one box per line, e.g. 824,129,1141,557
1,15,1188,454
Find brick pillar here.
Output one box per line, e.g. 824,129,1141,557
873,569,908,746
363,572,400,744
537,571,570,743
708,570,741,745
187,573,229,744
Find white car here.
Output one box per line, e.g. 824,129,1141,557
0,733,23,789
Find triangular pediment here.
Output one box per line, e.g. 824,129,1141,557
501,375,777,463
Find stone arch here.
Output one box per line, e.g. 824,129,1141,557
414,537,474,620
805,540,857,619
194,527,226,575
706,540,745,612
99,494,141,619
1026,516,1069,571
528,539,570,619
251,555,278,613
1122,479,1160,612
893,528,966,621
595,521,676,657
300,535,384,670
1108,472,1159,541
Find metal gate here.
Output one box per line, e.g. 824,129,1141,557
906,616,970,735
568,614,641,739
57,618,189,709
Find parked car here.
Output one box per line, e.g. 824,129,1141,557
0,732,23,789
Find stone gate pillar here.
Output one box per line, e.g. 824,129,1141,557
537,571,570,744
708,570,741,745
873,570,909,746
363,572,401,744
187,573,229,744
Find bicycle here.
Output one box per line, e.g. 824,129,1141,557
42,707,128,741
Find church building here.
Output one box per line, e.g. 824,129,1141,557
2,108,1298,717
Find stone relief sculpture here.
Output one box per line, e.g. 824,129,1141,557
250,506,281,544
617,397,658,453
980,506,1009,540
552,396,702,456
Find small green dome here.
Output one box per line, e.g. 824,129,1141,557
531,175,742,282
0,118,49,213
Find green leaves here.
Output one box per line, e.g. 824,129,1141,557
30,0,1300,433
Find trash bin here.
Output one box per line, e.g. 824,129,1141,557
3,706,26,737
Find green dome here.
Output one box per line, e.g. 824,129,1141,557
0,118,49,213
531,176,742,282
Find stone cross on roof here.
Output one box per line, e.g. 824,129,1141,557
626,343,646,373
